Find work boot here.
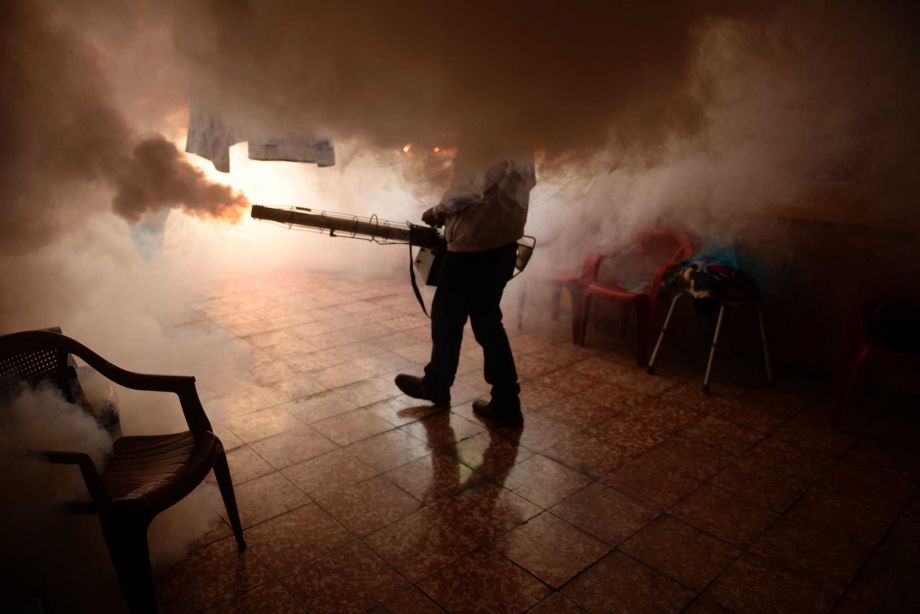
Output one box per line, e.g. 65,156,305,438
395,374,451,408
472,398,524,427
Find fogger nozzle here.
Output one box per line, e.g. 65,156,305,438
250,204,444,250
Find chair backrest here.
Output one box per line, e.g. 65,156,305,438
579,251,604,283
637,228,693,306
637,228,694,265
0,328,121,437
0,327,73,405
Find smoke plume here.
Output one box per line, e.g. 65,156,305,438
113,136,247,223
0,0,246,262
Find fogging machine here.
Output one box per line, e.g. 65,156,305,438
250,204,535,288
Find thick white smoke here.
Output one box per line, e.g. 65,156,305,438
1,1,918,609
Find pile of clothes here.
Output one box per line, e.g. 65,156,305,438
664,255,761,316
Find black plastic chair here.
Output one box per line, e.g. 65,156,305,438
0,329,245,613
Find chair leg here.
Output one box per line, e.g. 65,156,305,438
574,291,591,346
100,514,157,614
550,285,562,321
834,346,870,428
703,302,726,394
648,293,683,374
757,305,776,387
213,451,246,550
635,299,650,367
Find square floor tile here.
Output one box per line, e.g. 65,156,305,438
231,471,309,528
280,540,407,613
706,553,839,614
281,448,378,497
643,436,735,481
592,415,673,459
514,353,559,378
315,475,421,536
681,597,731,613
385,452,475,503
400,412,486,449
790,489,898,549
534,369,604,395
575,382,651,413
563,551,693,613
362,395,437,426
433,482,542,545
672,482,778,547
212,425,245,452
845,515,920,611
335,376,399,408
544,432,633,479
537,396,614,429
742,437,836,483
281,391,358,424
621,515,740,591
528,592,589,613
518,382,568,411
346,428,430,472
452,429,533,478
750,512,869,590
512,411,582,452
312,409,395,446
706,397,787,434
605,367,681,396
681,416,765,455
246,504,352,576
370,586,444,613
814,461,913,514
225,407,305,443
776,418,855,455
419,548,550,613
157,537,272,613
275,377,330,403
202,580,302,614
212,384,291,418
504,454,593,508
365,507,479,582
603,457,702,511
619,398,703,435
551,481,657,546
709,457,809,513
249,426,337,469
314,364,377,391
494,512,610,587
224,445,275,484
841,439,920,479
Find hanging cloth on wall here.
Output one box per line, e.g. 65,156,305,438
185,106,335,172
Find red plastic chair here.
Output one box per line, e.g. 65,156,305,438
544,251,604,338
833,292,920,428
575,229,693,365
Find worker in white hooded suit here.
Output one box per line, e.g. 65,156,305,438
396,148,536,426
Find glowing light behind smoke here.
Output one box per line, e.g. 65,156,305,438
170,139,438,281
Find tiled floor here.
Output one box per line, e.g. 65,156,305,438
156,270,920,613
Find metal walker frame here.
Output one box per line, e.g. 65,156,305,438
646,291,775,394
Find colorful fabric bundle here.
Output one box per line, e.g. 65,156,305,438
664,255,762,316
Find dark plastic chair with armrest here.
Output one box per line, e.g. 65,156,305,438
0,329,245,614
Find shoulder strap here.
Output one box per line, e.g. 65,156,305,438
408,241,431,318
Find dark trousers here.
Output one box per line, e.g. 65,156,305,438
424,242,520,401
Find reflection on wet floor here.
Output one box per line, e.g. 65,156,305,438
158,270,920,613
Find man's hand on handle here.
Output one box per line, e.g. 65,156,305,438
422,206,446,228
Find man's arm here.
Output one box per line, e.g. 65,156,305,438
422,160,513,227
422,194,481,227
